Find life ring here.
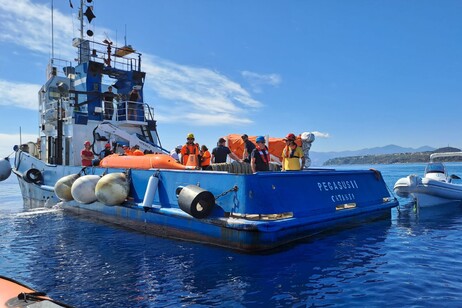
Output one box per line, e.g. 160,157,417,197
25,168,43,184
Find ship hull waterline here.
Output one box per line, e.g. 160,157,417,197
61,201,392,252
13,151,398,252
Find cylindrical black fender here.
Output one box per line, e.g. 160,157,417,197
178,185,215,219
24,168,43,185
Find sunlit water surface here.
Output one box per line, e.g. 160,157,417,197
1,163,462,307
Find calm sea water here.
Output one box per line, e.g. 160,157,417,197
2,163,462,307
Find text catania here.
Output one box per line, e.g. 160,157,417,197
317,180,359,203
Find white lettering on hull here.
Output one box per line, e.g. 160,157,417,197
331,193,356,202
317,180,359,192
317,179,360,203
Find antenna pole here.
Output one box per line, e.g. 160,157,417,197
124,24,127,46
51,0,54,61
80,0,84,40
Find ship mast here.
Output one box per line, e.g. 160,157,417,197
76,0,96,64
79,0,84,41
51,0,54,61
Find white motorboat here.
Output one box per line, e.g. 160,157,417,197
394,152,462,207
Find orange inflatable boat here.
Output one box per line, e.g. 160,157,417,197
100,153,189,170
0,275,73,307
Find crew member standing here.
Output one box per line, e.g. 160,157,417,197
128,87,141,120
200,145,211,170
93,143,113,166
181,133,200,168
241,134,256,163
281,133,305,171
170,145,182,163
102,86,117,120
81,141,94,167
250,136,270,173
212,137,241,163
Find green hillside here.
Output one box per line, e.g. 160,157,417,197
323,147,462,165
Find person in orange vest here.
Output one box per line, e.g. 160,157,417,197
199,145,211,170
122,145,133,155
131,145,144,156
181,133,200,168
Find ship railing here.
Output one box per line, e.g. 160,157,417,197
65,100,153,124
143,103,155,122
114,101,153,123
47,58,74,79
75,39,142,72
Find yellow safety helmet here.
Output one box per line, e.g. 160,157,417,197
187,133,195,139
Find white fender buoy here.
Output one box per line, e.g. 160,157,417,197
142,174,159,207
0,158,12,181
54,174,80,201
95,173,129,205
71,174,100,204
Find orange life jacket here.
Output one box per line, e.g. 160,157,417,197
181,143,199,165
200,150,211,167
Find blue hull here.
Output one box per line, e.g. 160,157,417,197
13,150,398,252
63,200,392,252
62,168,397,252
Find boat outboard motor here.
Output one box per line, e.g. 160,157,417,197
178,185,215,219
0,158,11,181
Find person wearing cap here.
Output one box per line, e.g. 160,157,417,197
99,143,113,159
181,133,200,168
212,137,241,164
250,136,270,173
81,141,94,167
170,145,182,163
122,144,132,155
241,134,256,163
92,143,113,166
282,133,305,171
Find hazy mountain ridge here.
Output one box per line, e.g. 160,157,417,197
321,146,461,166
309,144,436,166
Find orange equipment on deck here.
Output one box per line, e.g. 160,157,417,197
226,134,302,162
100,153,187,170
114,45,135,57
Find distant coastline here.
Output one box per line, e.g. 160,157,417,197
323,147,462,165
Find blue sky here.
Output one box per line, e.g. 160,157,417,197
1,0,462,157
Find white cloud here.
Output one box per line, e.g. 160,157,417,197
0,80,39,110
241,70,282,93
0,0,267,127
143,56,262,124
0,0,74,57
312,131,330,138
156,111,253,126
